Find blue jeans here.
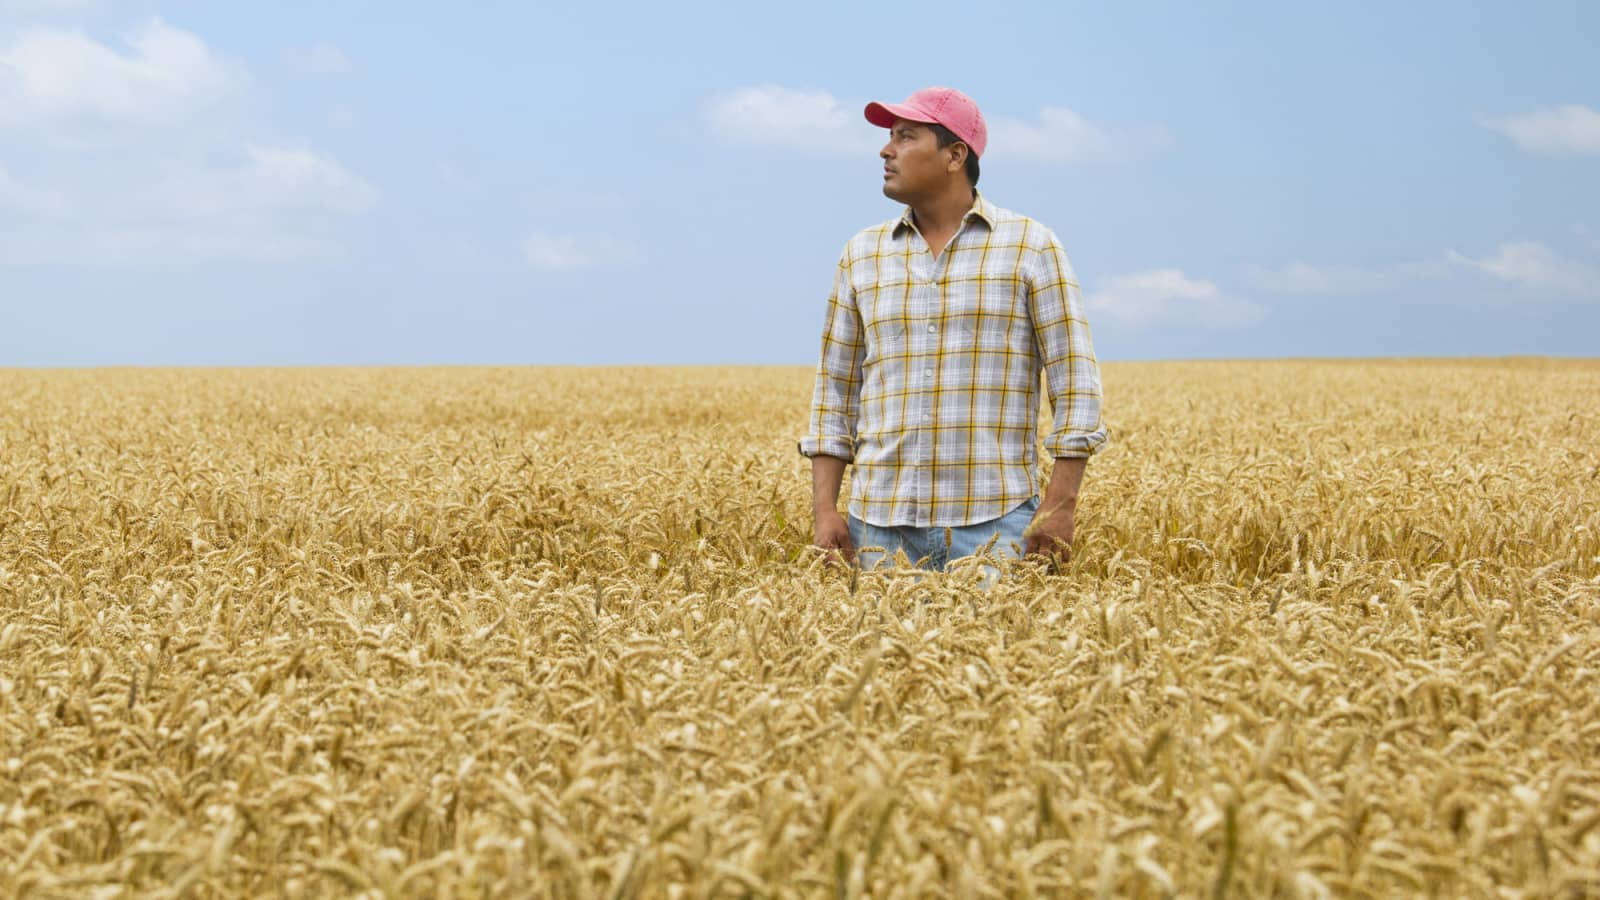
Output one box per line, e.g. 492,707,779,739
848,497,1039,573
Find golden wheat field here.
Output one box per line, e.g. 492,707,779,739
1,360,1598,898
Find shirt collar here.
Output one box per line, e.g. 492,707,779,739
895,191,997,236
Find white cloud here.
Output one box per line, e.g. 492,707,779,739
1240,259,1455,295
1247,242,1599,303
284,42,353,76
0,0,97,12
0,164,68,216
524,233,633,270
524,234,589,269
0,19,235,134
1241,261,1386,295
1086,269,1261,329
987,107,1169,163
1446,241,1597,295
0,147,377,265
705,85,1167,164
0,225,332,265
154,145,377,217
704,85,878,155
246,146,373,212
0,16,378,266
1479,105,1600,157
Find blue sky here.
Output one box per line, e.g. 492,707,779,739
1,0,1596,365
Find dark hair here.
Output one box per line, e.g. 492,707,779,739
930,123,981,187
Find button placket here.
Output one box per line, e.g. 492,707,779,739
910,252,935,520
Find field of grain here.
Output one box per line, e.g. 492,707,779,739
1,360,1598,897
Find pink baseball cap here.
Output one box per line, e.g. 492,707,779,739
864,86,988,158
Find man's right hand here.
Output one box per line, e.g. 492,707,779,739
813,509,855,567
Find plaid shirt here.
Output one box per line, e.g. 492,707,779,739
799,193,1107,527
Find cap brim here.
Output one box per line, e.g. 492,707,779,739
864,101,930,129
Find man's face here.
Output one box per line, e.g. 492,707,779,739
880,119,954,203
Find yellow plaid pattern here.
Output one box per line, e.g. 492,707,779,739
799,193,1108,527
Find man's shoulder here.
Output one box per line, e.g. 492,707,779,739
983,203,1062,248
839,217,905,259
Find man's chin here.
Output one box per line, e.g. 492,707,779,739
882,184,907,203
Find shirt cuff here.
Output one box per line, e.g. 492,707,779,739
1044,430,1108,459
797,436,854,460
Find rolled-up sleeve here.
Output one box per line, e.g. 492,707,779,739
1029,236,1109,459
798,246,864,460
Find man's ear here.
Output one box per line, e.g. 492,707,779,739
947,142,968,173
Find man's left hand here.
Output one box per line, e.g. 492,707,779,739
1024,504,1075,563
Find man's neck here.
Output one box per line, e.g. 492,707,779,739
909,185,977,237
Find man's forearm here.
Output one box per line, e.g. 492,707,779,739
811,455,849,515
1042,457,1086,514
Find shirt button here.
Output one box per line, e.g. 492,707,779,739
924,369,933,378
926,323,937,333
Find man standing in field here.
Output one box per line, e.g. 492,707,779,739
799,86,1108,573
